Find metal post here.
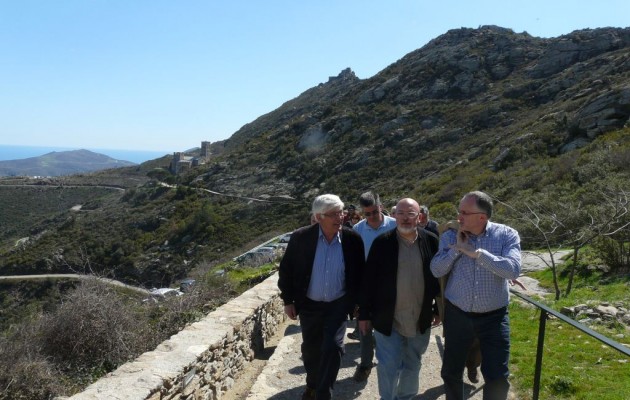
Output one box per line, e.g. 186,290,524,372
532,310,547,400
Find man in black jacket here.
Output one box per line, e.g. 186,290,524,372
358,198,440,400
278,194,365,400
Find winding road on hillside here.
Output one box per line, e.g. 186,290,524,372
0,183,125,191
0,274,150,295
157,181,298,204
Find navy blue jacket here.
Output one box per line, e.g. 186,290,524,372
278,223,365,317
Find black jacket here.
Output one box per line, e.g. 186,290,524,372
358,227,440,335
277,224,365,316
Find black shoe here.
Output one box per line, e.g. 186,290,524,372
353,366,372,382
347,331,360,341
467,367,479,383
302,387,316,400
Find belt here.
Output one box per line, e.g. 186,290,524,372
447,300,506,317
304,294,347,305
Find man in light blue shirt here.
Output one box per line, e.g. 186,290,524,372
353,192,397,259
349,191,397,382
431,191,521,400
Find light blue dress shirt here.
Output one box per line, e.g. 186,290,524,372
353,215,397,259
306,227,346,302
430,221,521,313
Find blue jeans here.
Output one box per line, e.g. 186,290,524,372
373,328,431,400
442,301,511,400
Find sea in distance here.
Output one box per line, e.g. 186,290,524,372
0,144,169,164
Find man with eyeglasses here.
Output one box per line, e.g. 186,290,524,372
347,191,397,382
278,194,365,400
430,191,521,400
358,198,441,400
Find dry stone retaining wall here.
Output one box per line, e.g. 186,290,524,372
65,273,285,400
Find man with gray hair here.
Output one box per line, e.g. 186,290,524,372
278,194,365,400
431,191,521,400
418,205,439,236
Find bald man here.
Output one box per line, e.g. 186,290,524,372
358,198,440,400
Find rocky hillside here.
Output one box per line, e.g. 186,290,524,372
0,149,136,177
1,26,628,287
193,26,629,206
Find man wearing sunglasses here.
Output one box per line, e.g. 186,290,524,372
353,192,397,259
278,194,365,400
431,191,521,400
348,191,397,382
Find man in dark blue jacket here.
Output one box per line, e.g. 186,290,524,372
358,198,440,400
278,194,365,400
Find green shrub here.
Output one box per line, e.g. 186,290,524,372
548,375,577,396
592,236,630,274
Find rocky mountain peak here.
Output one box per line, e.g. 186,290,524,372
197,26,630,202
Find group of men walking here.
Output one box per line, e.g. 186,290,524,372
278,190,522,400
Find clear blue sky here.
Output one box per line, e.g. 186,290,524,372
2,1,628,153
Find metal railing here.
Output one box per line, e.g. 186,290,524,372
509,289,630,400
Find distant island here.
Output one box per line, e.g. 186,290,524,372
0,149,136,177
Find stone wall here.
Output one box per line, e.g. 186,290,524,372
65,273,285,400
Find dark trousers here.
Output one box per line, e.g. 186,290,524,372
300,296,349,400
466,337,482,371
359,325,375,368
352,319,375,368
442,301,511,400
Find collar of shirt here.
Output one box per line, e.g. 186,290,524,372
396,229,418,245
318,226,341,244
365,216,395,231
466,221,493,240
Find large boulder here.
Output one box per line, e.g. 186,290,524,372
570,87,630,138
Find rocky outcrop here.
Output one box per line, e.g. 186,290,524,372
192,25,630,200
560,301,630,331
528,28,630,78
570,87,630,139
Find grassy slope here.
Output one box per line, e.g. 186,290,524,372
510,262,629,399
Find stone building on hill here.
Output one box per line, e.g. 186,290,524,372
170,141,211,174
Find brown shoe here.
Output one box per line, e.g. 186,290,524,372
467,367,479,383
302,387,316,400
353,366,372,382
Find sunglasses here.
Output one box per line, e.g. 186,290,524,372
363,210,381,217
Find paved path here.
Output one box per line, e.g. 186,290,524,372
240,269,559,400
245,323,487,400
238,252,565,399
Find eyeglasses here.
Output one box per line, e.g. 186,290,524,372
458,210,486,216
322,211,344,218
363,210,381,217
395,211,419,219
